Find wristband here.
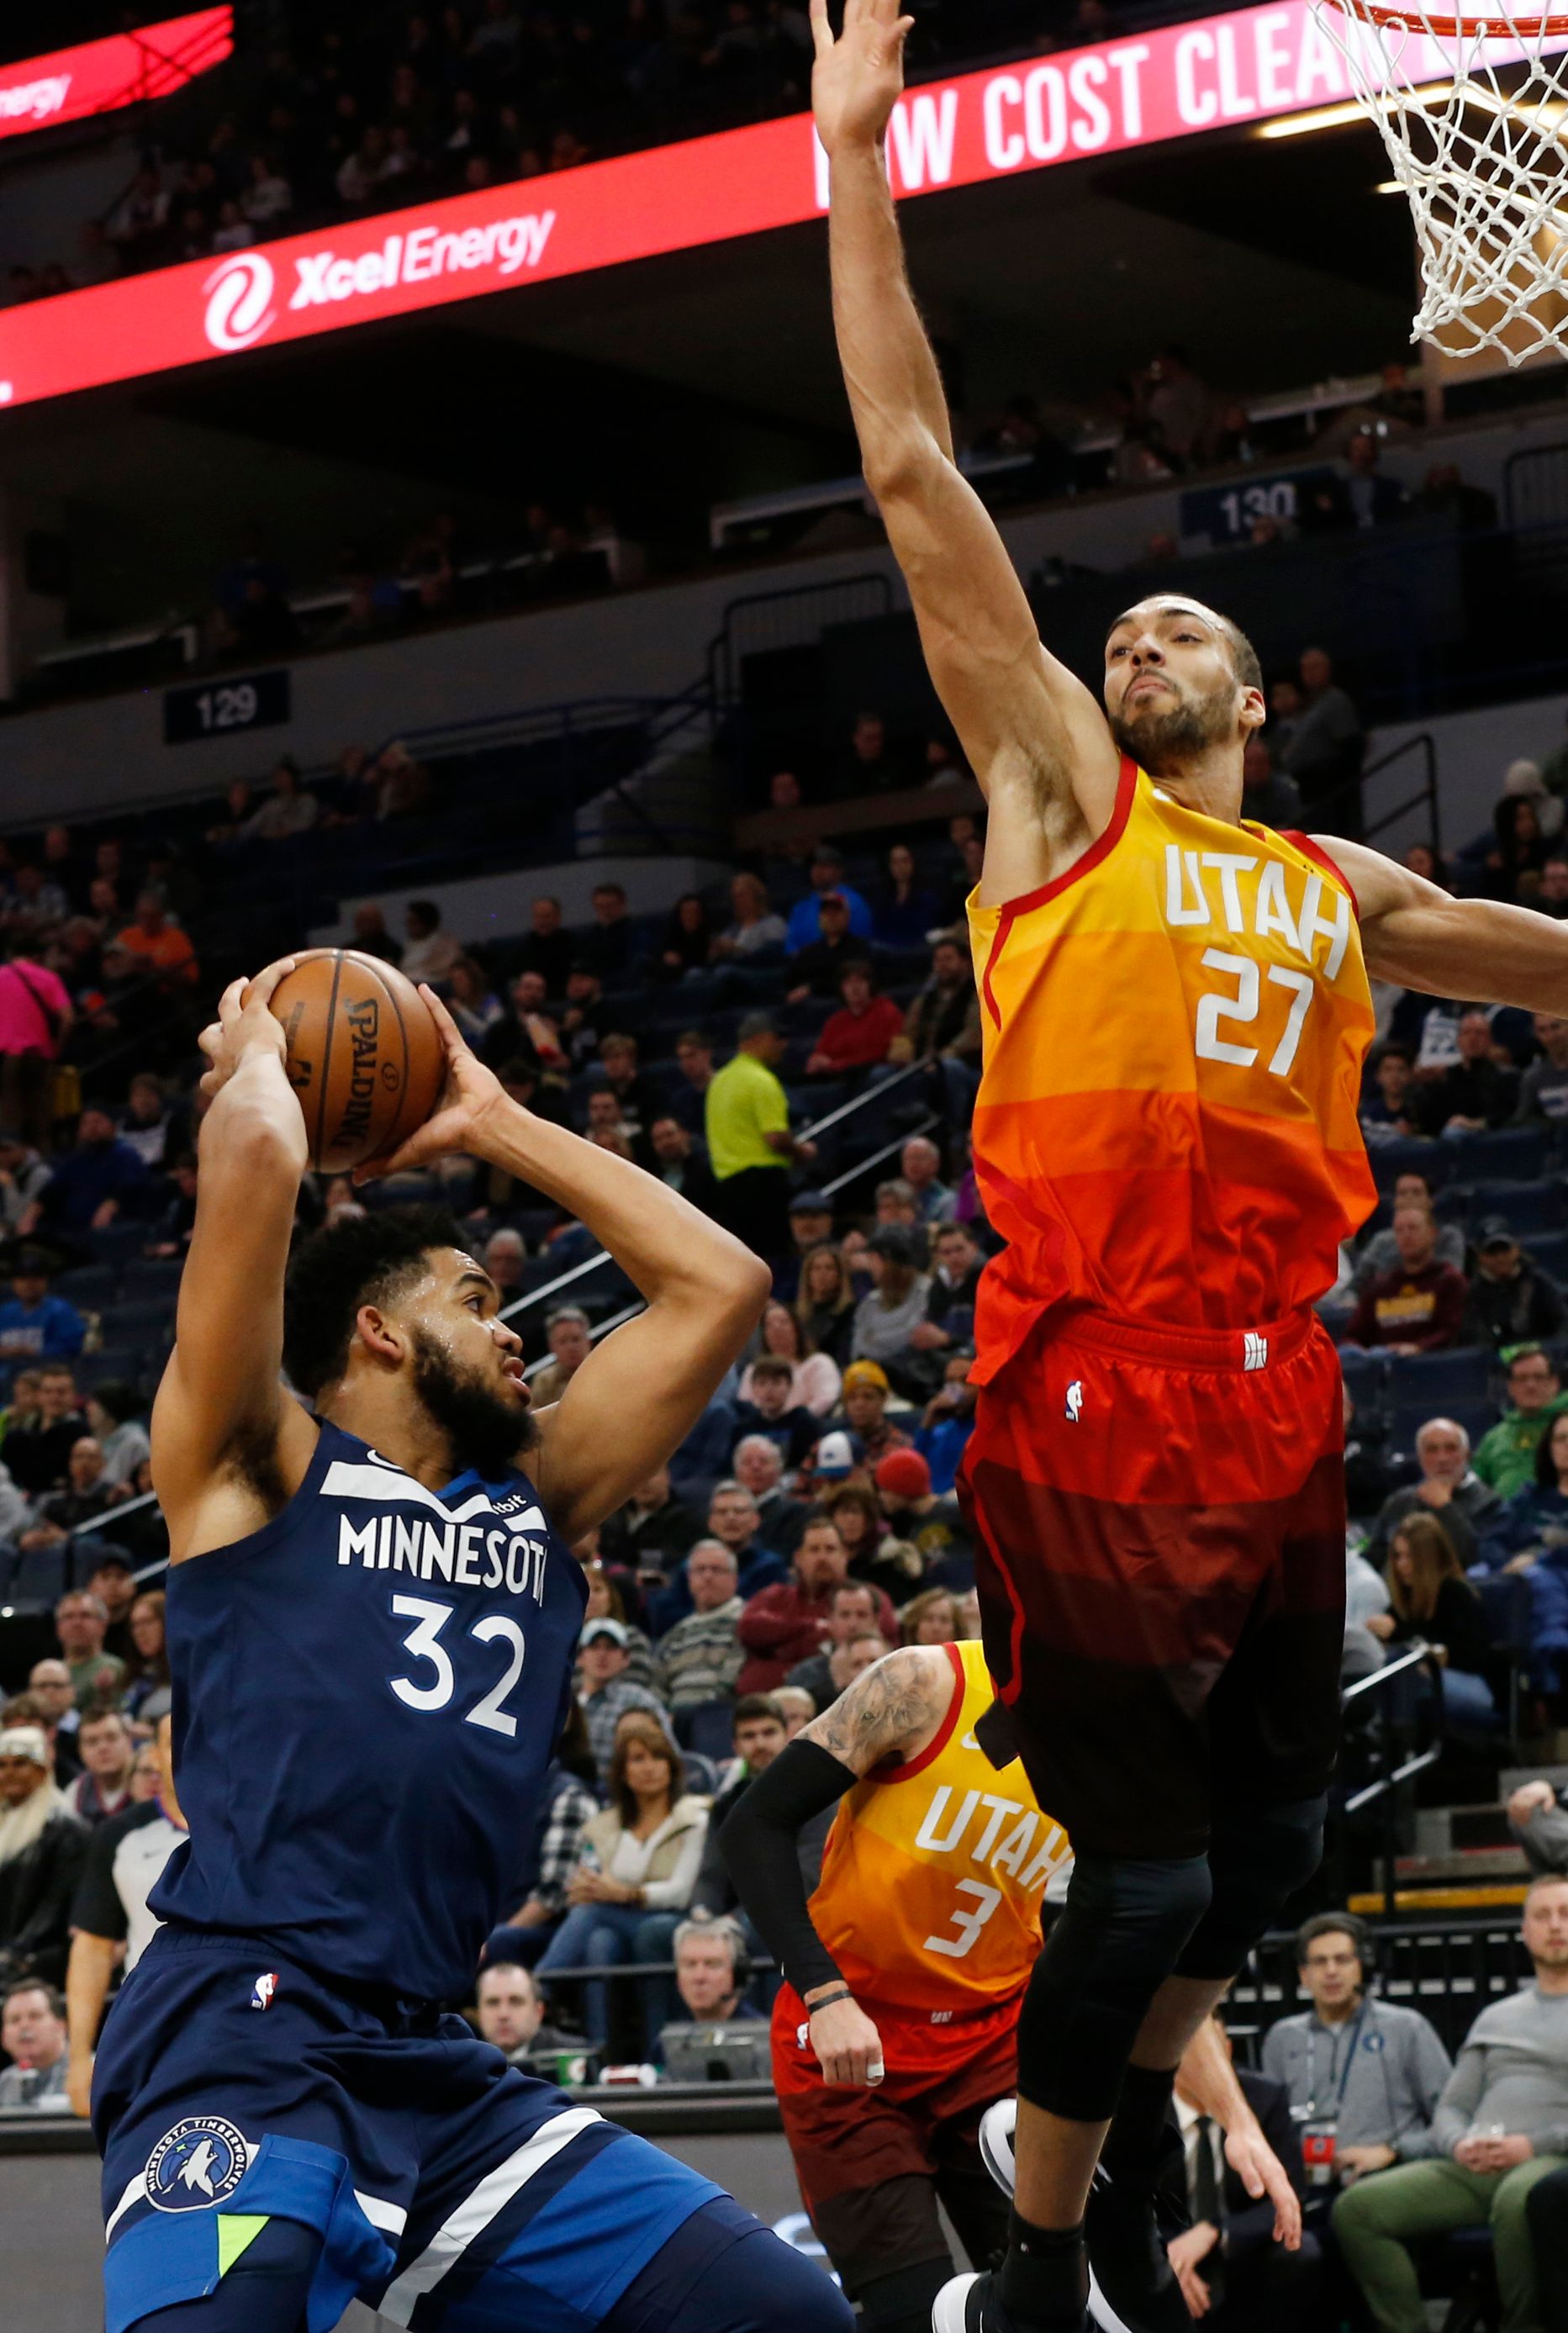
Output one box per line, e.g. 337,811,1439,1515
807,1986,853,2012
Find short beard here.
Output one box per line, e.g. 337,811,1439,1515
1111,681,1233,779
409,1327,536,1481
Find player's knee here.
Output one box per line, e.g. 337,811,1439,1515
1017,1853,1212,2121
1175,1797,1327,1980
725,2230,857,2331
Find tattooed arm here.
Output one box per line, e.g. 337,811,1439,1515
721,1644,957,2086
802,1642,956,1773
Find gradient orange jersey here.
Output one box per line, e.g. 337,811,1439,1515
808,1640,1069,2015
967,757,1377,1373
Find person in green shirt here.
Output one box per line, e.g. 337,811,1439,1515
705,1013,817,1261
1474,1343,1568,1497
53,1590,125,1715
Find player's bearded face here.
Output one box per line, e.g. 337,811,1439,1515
409,1324,536,1475
1109,669,1237,776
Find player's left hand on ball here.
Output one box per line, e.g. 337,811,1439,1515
1223,2124,1301,2250
198,958,296,1099
809,1993,885,2087
354,985,504,1182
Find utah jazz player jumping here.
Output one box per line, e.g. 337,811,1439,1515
811,4,1568,2328
92,964,852,2333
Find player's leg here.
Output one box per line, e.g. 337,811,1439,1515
773,2006,959,2333
116,2218,323,2333
599,2192,855,2332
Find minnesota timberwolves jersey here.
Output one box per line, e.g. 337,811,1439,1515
151,1420,587,2002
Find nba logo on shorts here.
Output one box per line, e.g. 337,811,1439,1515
145,2117,250,2212
1064,1380,1084,1423
251,1971,278,2011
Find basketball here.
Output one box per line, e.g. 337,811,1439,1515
263,948,446,1173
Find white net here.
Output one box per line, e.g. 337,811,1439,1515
1320,0,1568,362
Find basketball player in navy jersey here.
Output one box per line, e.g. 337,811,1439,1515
91,962,853,2333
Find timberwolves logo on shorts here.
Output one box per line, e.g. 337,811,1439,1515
145,2116,250,2212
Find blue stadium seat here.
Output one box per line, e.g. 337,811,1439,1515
51,1264,118,1309
1463,1184,1562,1238
1454,1126,1552,1181
1529,1231,1568,1279
5,1543,69,1611
77,1346,154,1392
118,1258,184,1303
1369,1141,1450,1193
89,1222,149,1266
1338,1349,1388,1405
98,1301,177,1346
1386,1349,1494,1407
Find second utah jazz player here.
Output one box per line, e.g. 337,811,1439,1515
811,3,1568,2327
91,966,852,2333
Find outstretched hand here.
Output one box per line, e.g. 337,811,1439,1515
810,0,915,157
198,958,296,1101
1223,2121,1302,2249
353,985,506,1181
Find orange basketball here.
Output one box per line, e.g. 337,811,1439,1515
264,948,446,1173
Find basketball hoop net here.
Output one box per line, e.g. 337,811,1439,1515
1321,0,1568,362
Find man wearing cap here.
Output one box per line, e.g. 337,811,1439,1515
800,1428,868,1495
1476,1348,1568,1498
775,1188,835,1303
787,895,865,1003
736,1515,896,1695
576,1619,671,1782
784,848,873,953
805,961,905,1079
705,1014,816,1263
875,1449,976,1590
840,1359,915,1470
0,1723,87,1990
851,1227,934,1380
0,1249,86,1370
1460,1217,1566,1354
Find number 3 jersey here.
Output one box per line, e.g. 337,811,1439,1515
808,1640,1069,2016
967,756,1377,1369
151,1420,586,2003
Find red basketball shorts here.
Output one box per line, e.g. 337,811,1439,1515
958,1305,1346,1861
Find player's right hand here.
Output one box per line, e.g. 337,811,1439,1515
810,0,916,158
198,958,296,1101
808,1993,886,2087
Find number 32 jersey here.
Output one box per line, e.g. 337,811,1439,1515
967,757,1377,1368
151,1420,587,2003
809,1640,1069,2016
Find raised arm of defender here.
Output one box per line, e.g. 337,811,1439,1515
1319,837,1568,1013
812,0,1121,899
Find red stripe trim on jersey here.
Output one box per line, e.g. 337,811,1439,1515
981,757,1139,1029
875,1639,967,1781
1281,831,1360,920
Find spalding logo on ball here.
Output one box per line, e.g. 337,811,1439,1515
263,949,446,1173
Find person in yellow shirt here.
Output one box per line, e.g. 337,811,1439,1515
721,1639,1301,2333
704,1012,816,1259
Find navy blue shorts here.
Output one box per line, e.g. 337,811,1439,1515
94,1927,725,2333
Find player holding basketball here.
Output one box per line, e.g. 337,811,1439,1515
721,1637,1301,2333
91,963,851,2333
810,4,1568,2329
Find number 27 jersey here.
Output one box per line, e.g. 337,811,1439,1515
152,1420,587,2004
967,757,1377,1363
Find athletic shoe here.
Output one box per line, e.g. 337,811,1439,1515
975,2099,1191,2333
932,2269,1090,2332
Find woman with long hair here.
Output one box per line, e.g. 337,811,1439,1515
738,1299,842,1417
1372,1515,1497,1727
900,1586,960,1645
122,1591,172,1727
822,1481,919,1598
796,1243,856,1365
657,893,714,979
535,1714,708,2055
873,842,939,949
442,954,504,1045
